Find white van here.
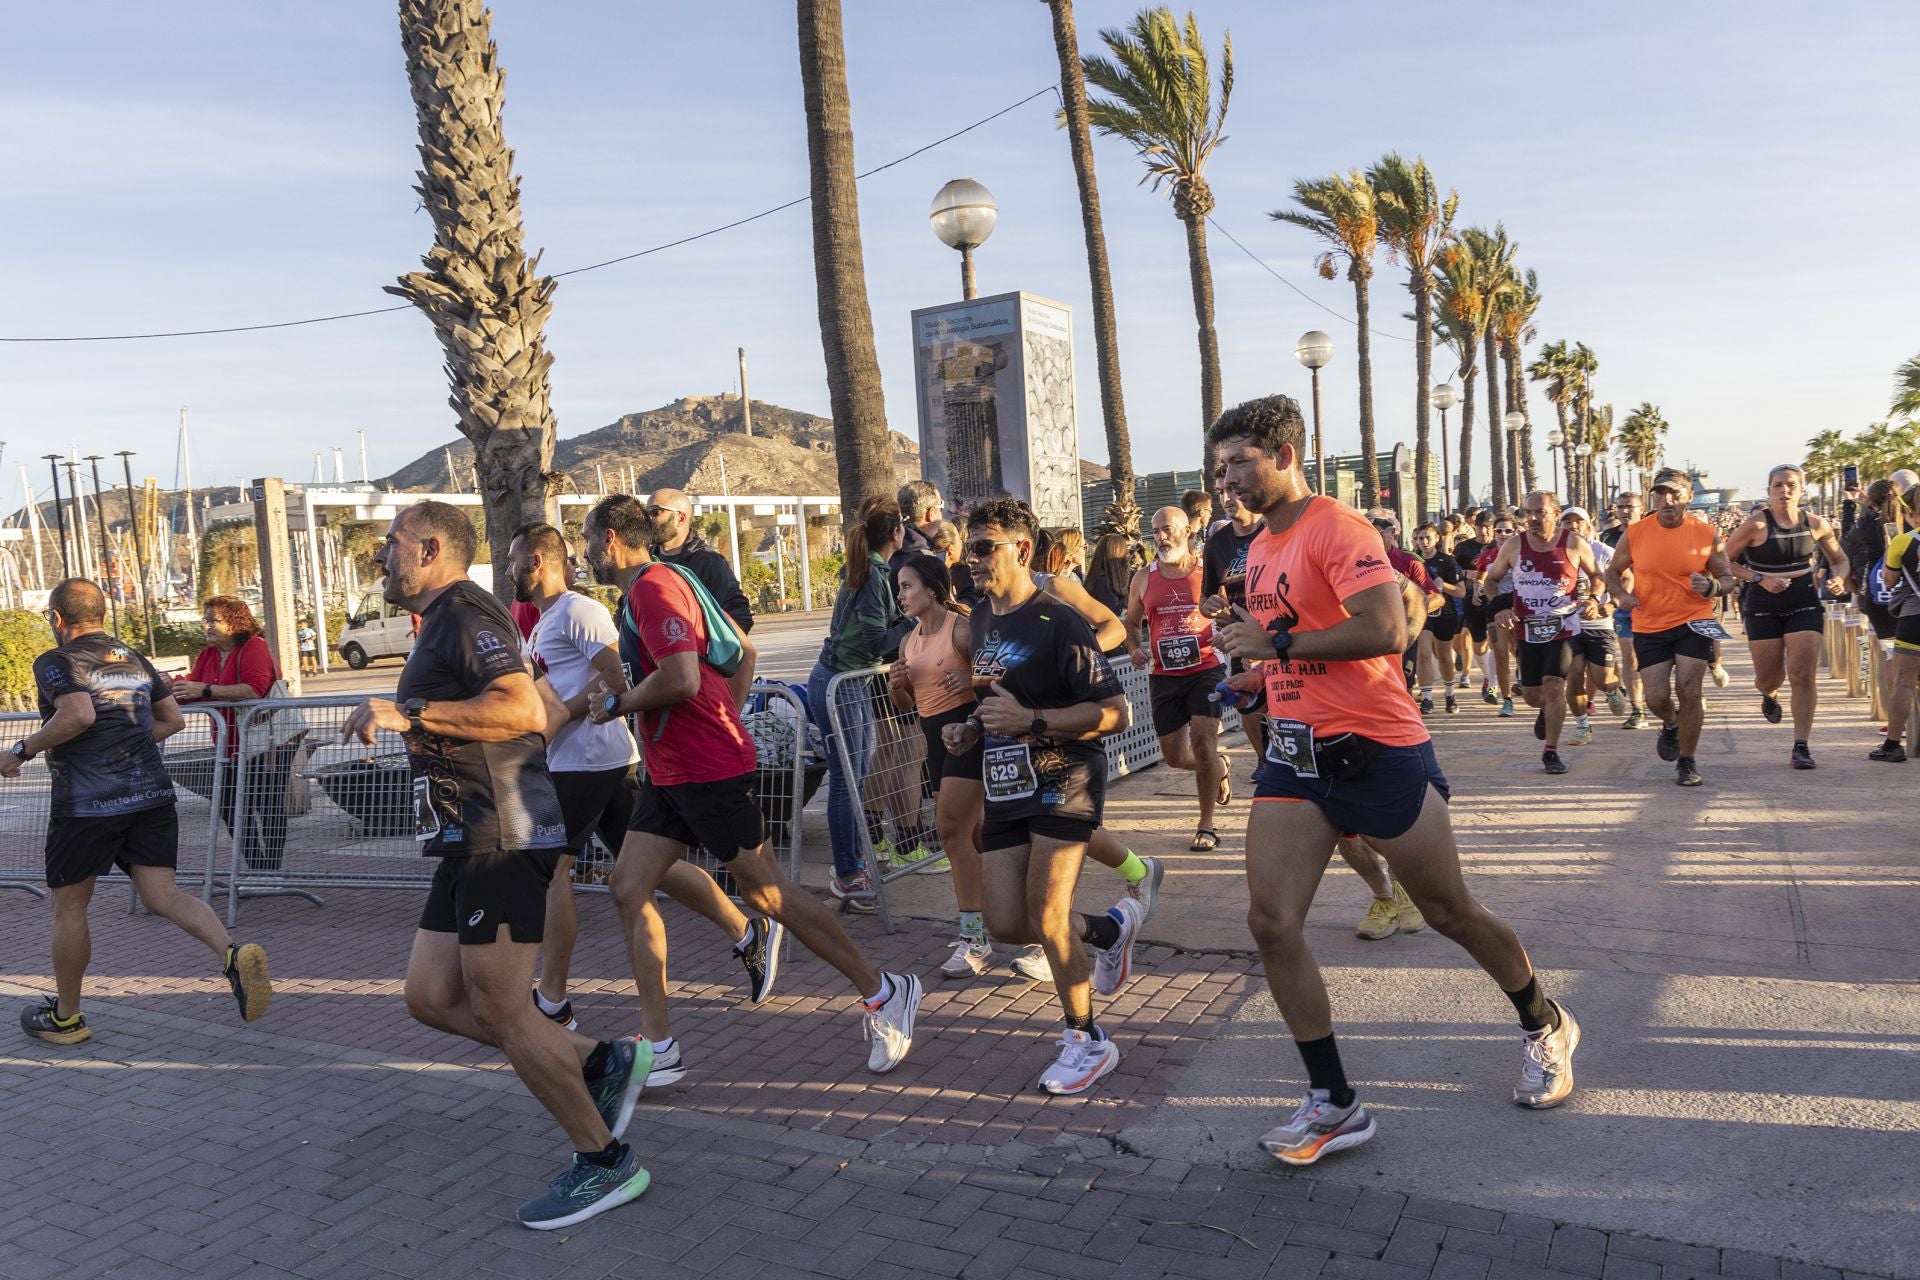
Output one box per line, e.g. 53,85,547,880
334,566,497,670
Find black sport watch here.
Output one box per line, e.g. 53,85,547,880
600,692,623,719
9,740,30,763
402,698,429,735
1029,713,1049,738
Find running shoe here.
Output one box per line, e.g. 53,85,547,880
940,939,995,979
1481,681,1498,705
1656,722,1681,762
1761,693,1782,725
1533,709,1547,741
1445,693,1458,714
517,1145,650,1230
224,943,272,1023
1711,662,1731,688
1514,1002,1582,1109
1621,707,1647,730
1355,896,1398,940
1869,741,1908,762
1605,687,1627,717
1259,1090,1376,1166
1038,1028,1120,1096
1420,695,1434,717
1790,743,1816,770
1457,673,1471,688
1499,698,1515,718
645,1039,686,1087
1390,880,1424,933
1126,856,1167,923
1569,722,1594,748
531,986,578,1031
1676,756,1703,787
20,996,89,1045
1511,682,1523,697
863,972,920,1073
1092,898,1144,996
586,1038,652,1139
1010,944,1054,983
736,917,782,1004
829,870,877,914
1542,749,1568,775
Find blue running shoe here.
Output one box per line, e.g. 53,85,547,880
587,1038,651,1141
518,1146,650,1230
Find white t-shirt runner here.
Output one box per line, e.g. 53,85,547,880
524,591,640,773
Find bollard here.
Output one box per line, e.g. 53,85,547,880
1866,640,1887,725
1823,606,1845,677
1844,623,1866,698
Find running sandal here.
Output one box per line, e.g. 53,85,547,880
518,1145,650,1230
20,996,89,1045
863,972,920,1073
1189,827,1219,852
1355,896,1399,940
1259,1090,1376,1166
1039,1027,1120,1096
1515,1001,1582,1109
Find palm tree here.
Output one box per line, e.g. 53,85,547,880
1803,428,1846,502
1433,235,1497,510
1461,227,1516,509
1527,339,1577,497
1083,6,1232,476
388,0,561,594
797,0,895,514
1272,172,1379,501
1495,269,1541,491
1583,403,1614,508
1370,155,1457,523
1893,354,1920,421
1616,402,1669,496
1046,0,1136,536
1562,342,1598,506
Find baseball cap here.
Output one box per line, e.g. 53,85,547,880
1364,506,1398,524
1650,467,1692,494
1891,468,1919,496
1561,506,1591,523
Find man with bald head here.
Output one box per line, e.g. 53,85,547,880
647,488,753,633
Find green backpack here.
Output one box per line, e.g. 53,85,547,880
617,562,746,677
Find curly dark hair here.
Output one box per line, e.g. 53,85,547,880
202,594,261,638
964,496,1039,555
1206,395,1307,460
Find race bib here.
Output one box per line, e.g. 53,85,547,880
412,775,443,842
1263,717,1319,779
1687,619,1732,640
1523,617,1567,645
983,743,1038,803
1156,633,1203,670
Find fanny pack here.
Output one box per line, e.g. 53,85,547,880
1265,718,1381,783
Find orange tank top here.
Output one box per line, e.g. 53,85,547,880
1141,557,1222,675
1243,498,1428,748
1625,514,1716,632
900,610,973,718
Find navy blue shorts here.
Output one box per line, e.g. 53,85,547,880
1253,739,1450,841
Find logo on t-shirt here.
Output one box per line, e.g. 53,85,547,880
474,630,507,655
107,646,133,663
660,617,690,645
1355,554,1385,572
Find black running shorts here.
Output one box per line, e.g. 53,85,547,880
1519,637,1571,687
419,849,558,945
45,804,178,890
1740,607,1823,642
919,704,985,791
1568,629,1618,669
979,812,1098,851
550,765,638,856
1859,596,1895,640
1149,668,1221,736
629,771,764,862
1463,599,1490,643
1254,739,1450,842
1424,609,1462,642
1896,612,1920,654
1633,624,1716,669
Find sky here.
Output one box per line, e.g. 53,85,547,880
4,0,1917,513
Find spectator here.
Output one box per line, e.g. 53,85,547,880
1846,479,1900,641
893,479,944,572
1181,488,1214,553
297,617,319,677
1085,531,1133,620
1042,528,1087,582
645,487,753,632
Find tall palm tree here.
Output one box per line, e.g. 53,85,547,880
1046,0,1136,535
1582,403,1615,509
1616,402,1669,496
1495,269,1541,491
1083,6,1232,476
1272,172,1380,501
1527,338,1577,497
1461,226,1516,509
1802,428,1845,502
1370,154,1457,523
1433,236,1495,509
388,0,560,594
1562,341,1598,506
1893,354,1920,421
797,0,894,513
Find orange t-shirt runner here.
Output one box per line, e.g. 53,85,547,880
1623,514,1716,632
1243,498,1429,749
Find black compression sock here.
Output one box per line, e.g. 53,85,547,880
582,1041,613,1082
579,1139,625,1168
1080,911,1122,950
1505,977,1559,1033
1294,1034,1354,1107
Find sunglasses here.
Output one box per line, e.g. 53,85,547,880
1369,519,1397,531
1494,526,1517,535
965,538,1018,559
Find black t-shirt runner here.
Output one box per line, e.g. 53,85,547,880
32,632,175,819
1422,552,1464,614
1202,519,1263,608
1453,537,1489,576
970,592,1122,822
395,579,567,856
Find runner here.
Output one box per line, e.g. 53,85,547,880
1453,511,1495,698
343,502,649,1229
1411,522,1466,714
1203,468,1269,763
1471,517,1521,715
1365,510,1440,701
1556,507,1627,747
1724,465,1850,769
941,496,1140,1094
1603,469,1736,787
506,524,780,1032
1600,492,1648,728
580,495,920,1085
7,578,271,1046
1871,512,1919,762
1207,397,1580,1165
1127,506,1229,853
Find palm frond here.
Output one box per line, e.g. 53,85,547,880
1893,353,1920,420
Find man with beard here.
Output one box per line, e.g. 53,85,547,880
345,502,651,1230
645,488,753,634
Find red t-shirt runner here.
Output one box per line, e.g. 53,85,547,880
1243,499,1428,748
619,565,756,787
1141,559,1223,676
1512,530,1580,641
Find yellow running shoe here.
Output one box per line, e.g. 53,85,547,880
1356,895,1399,940
1390,880,1425,933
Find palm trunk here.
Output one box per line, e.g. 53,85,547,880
797,0,894,514
1412,284,1433,522
1506,341,1536,491
1483,326,1505,511
1048,0,1136,536
1456,360,1477,510
1181,207,1224,483
1354,266,1378,503
1551,398,1570,501
389,0,559,600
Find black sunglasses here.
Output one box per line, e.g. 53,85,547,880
966,538,1018,559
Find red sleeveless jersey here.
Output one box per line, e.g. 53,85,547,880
1512,530,1580,640
1141,558,1221,676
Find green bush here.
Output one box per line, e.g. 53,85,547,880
121,613,211,660
0,610,54,711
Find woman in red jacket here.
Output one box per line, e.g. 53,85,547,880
172,596,293,870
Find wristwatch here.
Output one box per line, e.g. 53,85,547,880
9,740,30,763
600,692,623,719
1269,626,1295,662
1029,713,1049,738
402,698,429,735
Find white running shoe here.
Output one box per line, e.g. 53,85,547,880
1091,898,1144,996
1125,856,1166,922
863,972,921,1073
1038,1028,1120,1095
1259,1090,1376,1166
939,939,994,979
1515,1001,1581,1109
645,1039,686,1088
1010,944,1054,983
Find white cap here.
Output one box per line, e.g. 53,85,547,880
1892,469,1919,496
1561,506,1592,523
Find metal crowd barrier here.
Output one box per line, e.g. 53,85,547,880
0,706,229,904
221,684,813,927
820,659,1238,933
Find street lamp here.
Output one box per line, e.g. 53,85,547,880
929,178,997,301
1296,331,1335,496
1545,427,1565,504
1429,383,1458,514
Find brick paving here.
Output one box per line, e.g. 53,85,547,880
0,887,1895,1279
